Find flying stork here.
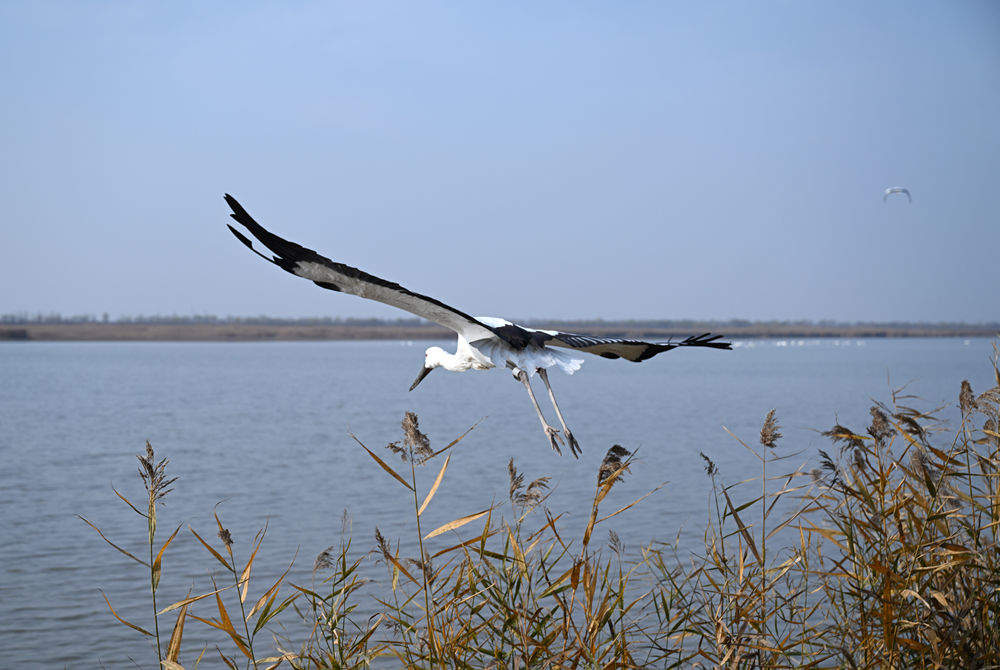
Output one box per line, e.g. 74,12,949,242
223,195,731,457
883,187,912,203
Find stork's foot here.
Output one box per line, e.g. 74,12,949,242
510,360,567,455
564,430,581,458
534,366,580,459
544,425,564,455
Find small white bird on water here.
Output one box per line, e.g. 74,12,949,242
224,195,731,457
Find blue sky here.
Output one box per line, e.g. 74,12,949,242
2,1,998,321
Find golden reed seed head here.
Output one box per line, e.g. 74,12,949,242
507,458,523,502
136,440,177,503
608,530,624,556
868,406,893,442
598,445,631,486
374,527,392,564
507,458,549,506
823,424,864,453
385,441,407,461
760,409,782,449
519,477,550,506
386,412,434,464
960,380,976,415
700,452,718,477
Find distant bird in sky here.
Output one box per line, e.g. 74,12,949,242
883,187,912,203
224,194,731,456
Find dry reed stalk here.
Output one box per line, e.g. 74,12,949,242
79,441,182,667
137,441,178,662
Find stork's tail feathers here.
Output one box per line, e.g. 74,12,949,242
674,333,732,350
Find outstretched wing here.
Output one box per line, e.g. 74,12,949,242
224,194,496,342
545,331,732,362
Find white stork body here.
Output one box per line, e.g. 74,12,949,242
224,195,731,456
470,318,584,376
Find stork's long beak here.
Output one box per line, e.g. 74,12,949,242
409,365,434,392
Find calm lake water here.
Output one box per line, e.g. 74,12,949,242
0,337,995,666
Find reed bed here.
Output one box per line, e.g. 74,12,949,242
82,343,1000,668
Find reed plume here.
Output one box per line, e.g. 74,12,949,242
960,379,976,414
507,458,550,508
597,444,631,486
759,408,782,447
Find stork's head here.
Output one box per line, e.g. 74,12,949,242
409,346,447,391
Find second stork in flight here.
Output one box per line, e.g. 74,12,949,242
224,195,731,457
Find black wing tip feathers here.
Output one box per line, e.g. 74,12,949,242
222,194,260,247
227,224,255,250
679,332,732,350
223,193,257,227
223,193,242,217
632,332,731,361
223,195,284,267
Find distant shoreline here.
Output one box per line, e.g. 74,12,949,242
2,321,997,342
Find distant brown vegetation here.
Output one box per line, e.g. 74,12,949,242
3,322,450,342
5,319,999,342
82,343,1000,668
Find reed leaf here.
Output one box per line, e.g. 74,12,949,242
238,533,264,603
352,435,414,491
100,590,153,637
213,590,253,658
430,419,482,458
217,648,239,669
158,585,235,615
112,486,148,518
152,524,181,592
189,526,233,573
425,508,492,539
419,453,450,516
165,601,188,662
78,515,150,567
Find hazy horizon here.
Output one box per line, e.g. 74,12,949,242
2,2,998,322
4,311,1000,329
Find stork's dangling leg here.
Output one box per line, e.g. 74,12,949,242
507,361,564,454
536,368,581,458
